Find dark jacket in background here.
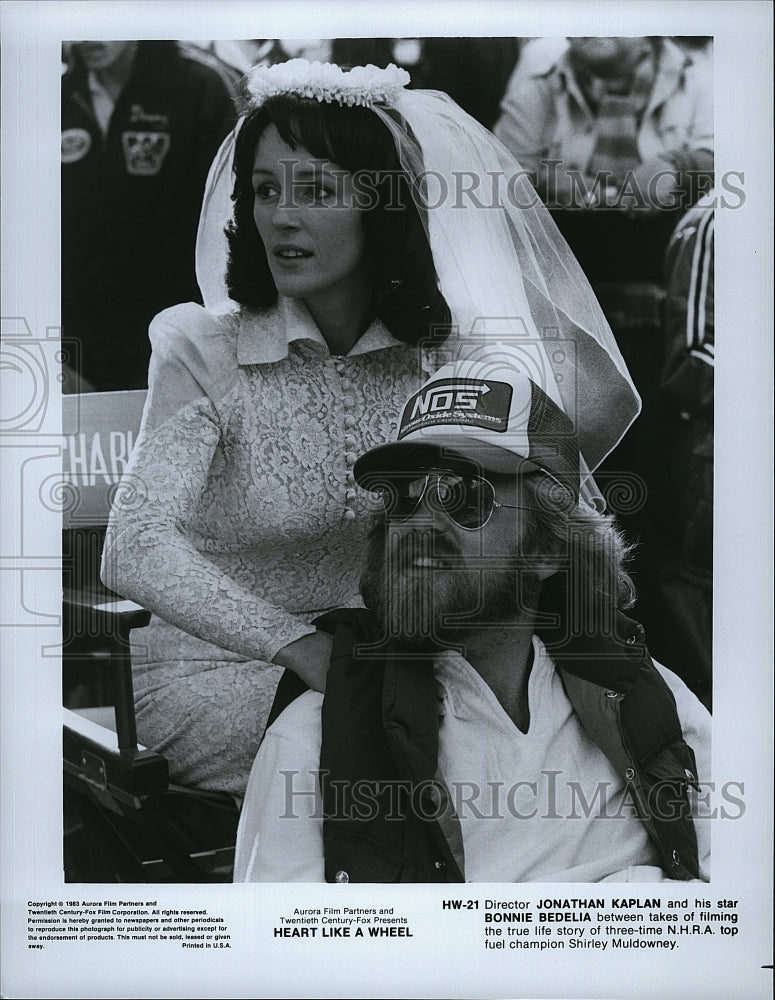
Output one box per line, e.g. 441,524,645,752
61,41,237,390
642,197,714,707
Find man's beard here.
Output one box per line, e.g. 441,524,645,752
360,523,541,653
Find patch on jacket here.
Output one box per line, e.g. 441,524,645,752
122,130,171,176
61,127,92,164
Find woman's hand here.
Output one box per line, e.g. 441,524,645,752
271,630,334,693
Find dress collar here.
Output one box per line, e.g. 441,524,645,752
235,296,403,365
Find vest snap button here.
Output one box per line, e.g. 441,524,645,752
604,689,618,699
434,859,445,870
334,870,349,883
624,767,636,780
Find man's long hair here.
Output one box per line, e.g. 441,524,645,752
524,474,637,640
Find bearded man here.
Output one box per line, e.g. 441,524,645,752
233,357,711,884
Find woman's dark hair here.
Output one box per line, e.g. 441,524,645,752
225,95,451,346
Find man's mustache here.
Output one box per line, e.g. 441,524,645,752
387,529,462,567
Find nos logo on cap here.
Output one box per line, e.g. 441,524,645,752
399,379,513,438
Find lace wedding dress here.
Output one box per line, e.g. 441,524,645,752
102,297,426,794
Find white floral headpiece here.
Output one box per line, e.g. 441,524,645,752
244,58,411,109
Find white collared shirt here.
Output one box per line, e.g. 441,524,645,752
229,296,403,366
234,637,711,882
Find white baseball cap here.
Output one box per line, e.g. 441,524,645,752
355,355,581,502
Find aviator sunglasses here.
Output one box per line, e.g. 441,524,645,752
373,471,535,531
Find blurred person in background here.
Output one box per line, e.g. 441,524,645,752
494,36,713,642
61,40,237,391
495,35,713,226
639,192,714,709
493,34,713,320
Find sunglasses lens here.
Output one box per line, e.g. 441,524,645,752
375,474,495,528
437,474,494,528
374,477,428,521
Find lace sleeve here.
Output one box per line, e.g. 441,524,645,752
101,305,316,663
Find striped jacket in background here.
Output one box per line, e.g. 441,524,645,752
657,193,714,706
662,193,715,420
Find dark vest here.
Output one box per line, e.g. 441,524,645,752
270,593,701,883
